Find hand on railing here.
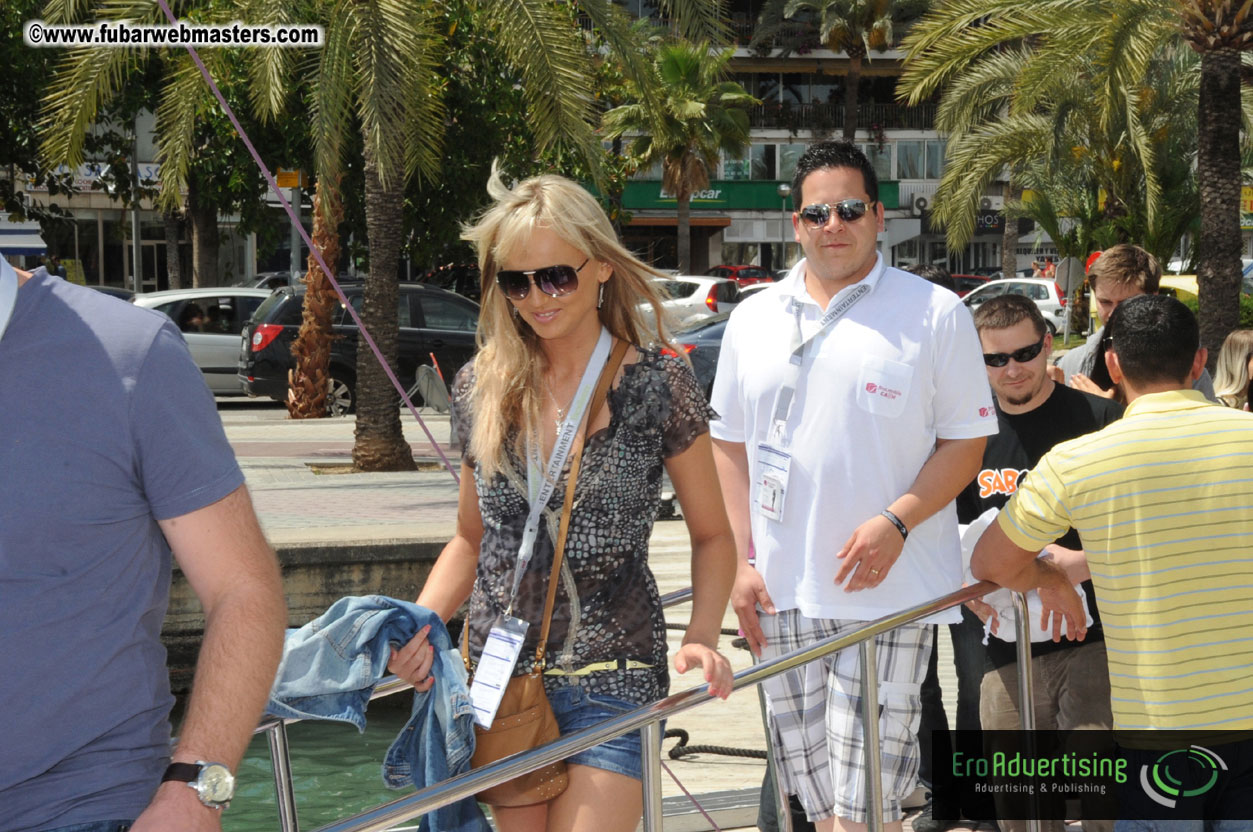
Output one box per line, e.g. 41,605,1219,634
673,642,734,700
1035,566,1088,643
387,625,436,692
730,560,775,658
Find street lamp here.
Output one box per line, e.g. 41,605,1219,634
776,183,792,273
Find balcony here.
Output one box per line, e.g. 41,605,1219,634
749,101,936,132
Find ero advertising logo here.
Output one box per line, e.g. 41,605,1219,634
1140,746,1227,808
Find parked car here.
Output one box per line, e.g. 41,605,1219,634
417,263,481,302
133,287,274,395
666,312,732,400
962,278,1067,334
239,282,480,415
706,264,773,286
735,282,776,303
88,284,135,301
652,276,739,326
951,273,992,297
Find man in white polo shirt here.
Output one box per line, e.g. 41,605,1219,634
710,141,997,832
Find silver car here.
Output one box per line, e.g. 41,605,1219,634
133,287,274,394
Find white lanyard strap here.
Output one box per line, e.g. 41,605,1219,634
508,326,614,605
0,260,18,343
771,281,872,434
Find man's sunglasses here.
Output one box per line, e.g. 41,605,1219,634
983,336,1046,368
495,258,589,301
798,199,873,228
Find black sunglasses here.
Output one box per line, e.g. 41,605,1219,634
983,336,1047,368
798,199,873,228
495,258,589,301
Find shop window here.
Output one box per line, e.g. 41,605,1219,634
897,142,924,179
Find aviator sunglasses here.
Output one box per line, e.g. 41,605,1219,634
495,258,590,301
798,199,872,228
983,336,1046,368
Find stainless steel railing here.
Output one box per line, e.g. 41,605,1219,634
252,581,1042,832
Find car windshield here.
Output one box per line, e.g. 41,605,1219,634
657,280,700,299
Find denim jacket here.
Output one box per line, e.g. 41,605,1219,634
266,595,488,832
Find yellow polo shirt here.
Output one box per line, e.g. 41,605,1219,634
998,390,1253,730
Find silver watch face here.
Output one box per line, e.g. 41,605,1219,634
195,763,235,805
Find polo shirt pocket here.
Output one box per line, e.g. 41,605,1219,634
855,355,912,418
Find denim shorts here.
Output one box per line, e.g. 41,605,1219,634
547,684,647,781
45,822,133,832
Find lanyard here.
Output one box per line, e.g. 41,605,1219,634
770,280,873,440
507,326,613,608
0,260,18,343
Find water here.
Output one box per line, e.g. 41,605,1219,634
225,708,420,831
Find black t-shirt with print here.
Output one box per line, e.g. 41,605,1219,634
956,382,1123,669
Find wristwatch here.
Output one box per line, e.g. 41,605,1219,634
161,761,235,809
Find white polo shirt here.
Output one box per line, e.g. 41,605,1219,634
710,254,996,622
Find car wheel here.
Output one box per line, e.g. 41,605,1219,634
327,371,355,416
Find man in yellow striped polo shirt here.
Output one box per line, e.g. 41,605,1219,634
971,295,1253,823
972,293,1252,731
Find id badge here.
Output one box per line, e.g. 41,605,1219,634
468,614,529,729
753,442,792,523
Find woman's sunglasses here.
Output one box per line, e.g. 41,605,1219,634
983,336,1046,368
798,199,872,228
495,258,589,301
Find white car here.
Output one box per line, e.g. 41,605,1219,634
133,287,274,394
650,276,740,326
962,278,1067,335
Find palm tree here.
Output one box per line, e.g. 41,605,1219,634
1178,0,1253,364
755,0,928,141
899,0,1253,364
603,42,757,272
245,0,725,468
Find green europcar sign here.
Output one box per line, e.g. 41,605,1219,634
614,180,901,212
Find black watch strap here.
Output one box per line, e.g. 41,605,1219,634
161,762,201,783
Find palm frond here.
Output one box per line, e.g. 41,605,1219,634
308,2,357,186
153,52,210,210
482,0,600,175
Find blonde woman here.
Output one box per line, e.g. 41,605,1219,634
1214,328,1253,410
388,171,736,832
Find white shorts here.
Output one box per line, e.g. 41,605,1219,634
758,610,932,823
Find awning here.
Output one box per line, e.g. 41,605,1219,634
0,217,48,255
626,216,732,228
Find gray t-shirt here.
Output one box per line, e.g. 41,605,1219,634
0,272,245,831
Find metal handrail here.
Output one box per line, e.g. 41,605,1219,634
295,581,1040,832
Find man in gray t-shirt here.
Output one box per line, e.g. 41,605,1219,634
1054,244,1215,400
0,259,286,832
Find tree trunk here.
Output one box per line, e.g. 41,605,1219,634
1001,184,1020,279
287,179,343,419
676,190,692,273
186,178,219,288
164,209,183,290
352,142,416,472
1195,47,1243,370
842,52,863,142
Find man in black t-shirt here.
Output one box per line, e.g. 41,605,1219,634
960,294,1121,832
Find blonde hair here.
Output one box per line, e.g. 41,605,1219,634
1213,328,1253,409
462,167,675,478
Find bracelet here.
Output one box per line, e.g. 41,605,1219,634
881,509,909,541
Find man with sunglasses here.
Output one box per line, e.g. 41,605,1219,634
942,294,1122,832
711,141,996,832
972,295,1253,826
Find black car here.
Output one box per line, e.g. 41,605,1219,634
239,282,480,414
669,312,730,400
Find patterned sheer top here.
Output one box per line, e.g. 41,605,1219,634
452,348,716,704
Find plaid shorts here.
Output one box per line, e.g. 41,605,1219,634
758,610,932,823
